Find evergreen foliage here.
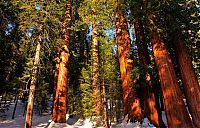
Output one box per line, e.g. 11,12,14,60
0,0,199,127
79,66,93,118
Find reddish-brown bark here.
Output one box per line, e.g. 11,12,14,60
134,19,164,127
173,32,200,128
53,48,69,123
52,62,59,122
52,0,72,123
115,7,142,121
148,14,193,128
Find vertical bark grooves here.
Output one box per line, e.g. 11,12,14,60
173,33,200,127
52,0,72,123
24,35,41,128
91,9,101,116
134,19,164,127
148,14,193,128
52,62,59,122
115,6,142,121
54,49,69,123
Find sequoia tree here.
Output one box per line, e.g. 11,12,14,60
172,31,200,127
147,13,193,127
164,11,200,127
114,1,142,121
52,0,72,123
134,18,164,127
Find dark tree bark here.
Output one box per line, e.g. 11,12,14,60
173,31,200,128
134,18,164,127
12,92,19,119
52,0,72,123
102,77,109,128
115,74,122,123
147,14,193,128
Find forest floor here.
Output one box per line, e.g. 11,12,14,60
0,100,51,128
0,100,167,128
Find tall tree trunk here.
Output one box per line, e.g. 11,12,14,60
91,9,101,117
52,62,59,121
147,14,193,128
12,92,19,119
52,0,72,123
24,35,41,128
114,5,142,121
102,77,109,128
134,19,164,127
173,32,200,128
116,73,122,123
101,49,109,127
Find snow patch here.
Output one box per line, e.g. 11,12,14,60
0,100,168,128
114,117,155,128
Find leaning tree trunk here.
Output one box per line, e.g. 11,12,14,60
114,5,142,121
134,18,164,127
91,9,101,117
12,90,19,119
147,14,193,128
173,31,200,128
24,35,41,128
52,0,72,123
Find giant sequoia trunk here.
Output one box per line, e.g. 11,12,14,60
52,62,59,122
134,19,164,127
115,6,142,121
147,14,193,128
173,32,200,127
91,9,101,117
52,0,72,123
24,35,41,128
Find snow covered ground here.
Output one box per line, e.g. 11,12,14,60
47,116,156,128
0,100,167,128
0,100,51,128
